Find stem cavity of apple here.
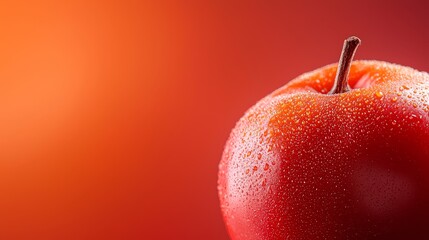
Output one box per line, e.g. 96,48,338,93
329,36,361,94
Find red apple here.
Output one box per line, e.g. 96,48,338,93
218,37,429,239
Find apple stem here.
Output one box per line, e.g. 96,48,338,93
328,36,361,94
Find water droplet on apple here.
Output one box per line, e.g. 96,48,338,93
264,163,270,171
261,178,267,186
375,91,384,99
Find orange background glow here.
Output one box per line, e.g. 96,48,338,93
0,0,428,239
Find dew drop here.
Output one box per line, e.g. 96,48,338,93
264,163,270,171
375,91,384,99
261,178,267,187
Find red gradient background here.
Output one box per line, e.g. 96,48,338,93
0,0,428,239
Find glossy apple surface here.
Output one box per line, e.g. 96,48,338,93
218,61,429,239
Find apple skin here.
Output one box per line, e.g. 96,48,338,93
218,61,429,239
